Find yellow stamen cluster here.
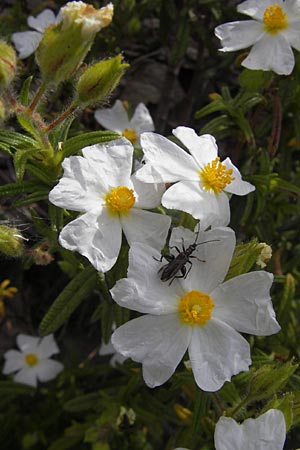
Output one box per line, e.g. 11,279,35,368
25,353,38,367
200,157,234,194
122,128,138,144
105,186,136,215
263,3,287,34
178,290,214,326
0,279,17,301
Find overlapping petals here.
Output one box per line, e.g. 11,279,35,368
94,100,154,145
111,226,280,391
136,126,254,229
49,138,170,272
215,0,300,75
3,334,63,387
214,409,286,450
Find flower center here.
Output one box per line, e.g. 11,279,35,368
263,3,287,34
178,290,214,326
105,186,136,215
200,157,234,194
25,353,38,367
122,128,137,144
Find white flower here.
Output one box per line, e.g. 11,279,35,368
2,334,63,387
94,100,154,145
135,126,255,229
49,138,171,273
111,226,280,391
11,9,59,59
214,0,300,75
214,409,286,450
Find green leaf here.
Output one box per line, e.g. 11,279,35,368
239,69,273,92
16,113,40,140
13,147,40,181
195,98,226,119
0,381,34,396
61,131,120,158
0,130,38,150
0,181,43,198
49,116,75,149
39,265,97,335
13,189,49,207
19,76,33,106
64,392,101,412
26,161,57,185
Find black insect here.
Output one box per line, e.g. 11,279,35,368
155,227,218,285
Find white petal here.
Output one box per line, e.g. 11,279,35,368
212,271,280,336
2,350,25,374
214,409,286,450
28,9,57,32
172,127,218,166
111,314,191,388
215,20,264,52
242,34,295,75
162,181,230,228
49,156,103,212
11,31,43,59
59,208,122,273
14,367,38,387
121,209,171,251
36,334,60,359
81,139,133,187
237,0,282,20
94,100,129,133
223,158,255,195
111,242,181,315
131,173,165,209
16,334,39,353
36,359,63,382
130,103,155,136
169,227,236,294
188,318,251,391
282,25,300,51
137,132,198,183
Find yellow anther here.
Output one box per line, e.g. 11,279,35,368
200,157,234,194
25,353,38,367
178,290,214,326
105,186,136,215
122,128,137,144
263,3,287,34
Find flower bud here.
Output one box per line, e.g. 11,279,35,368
76,55,129,106
0,41,17,89
256,242,272,268
36,2,114,85
0,225,24,257
226,239,266,280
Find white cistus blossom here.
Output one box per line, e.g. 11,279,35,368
94,100,154,145
2,334,63,387
135,126,254,229
12,9,59,59
214,409,286,450
215,0,300,75
111,226,280,391
49,138,171,273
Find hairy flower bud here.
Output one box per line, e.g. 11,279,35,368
36,2,114,85
76,55,129,106
0,225,24,257
0,41,17,89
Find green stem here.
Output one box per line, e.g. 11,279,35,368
228,396,249,418
46,102,78,132
96,272,113,303
27,81,47,113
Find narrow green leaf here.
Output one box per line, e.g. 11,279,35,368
26,161,57,185
39,265,97,335
64,392,101,412
195,99,226,119
17,113,40,140
19,76,33,106
13,147,39,181
0,181,42,197
0,381,34,396
61,131,120,157
0,130,38,149
13,189,49,207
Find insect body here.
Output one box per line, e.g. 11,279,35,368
156,228,218,285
